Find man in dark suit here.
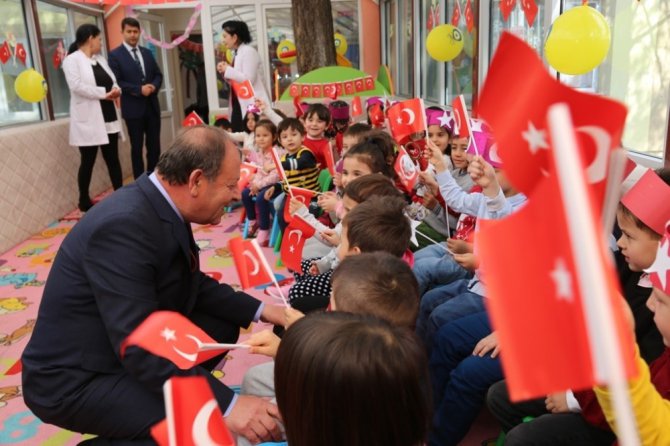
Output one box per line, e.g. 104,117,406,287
22,126,285,444
109,17,163,179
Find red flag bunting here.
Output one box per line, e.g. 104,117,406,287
311,83,322,98
500,0,516,21
120,311,222,370
451,0,461,26
289,83,300,97
363,75,375,91
162,376,235,446
521,0,538,27
387,98,427,145
343,80,355,95
0,41,10,64
300,84,311,98
228,237,274,289
182,111,204,127
231,79,254,100
476,32,627,203
237,162,258,191
15,43,27,65
464,0,475,32
351,96,363,117
335,82,344,97
354,78,365,92
324,83,338,100
394,146,420,192
280,214,316,271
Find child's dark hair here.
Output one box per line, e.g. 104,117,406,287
255,119,277,141
214,117,232,131
344,132,396,178
331,252,419,328
243,112,259,134
278,117,305,136
342,175,403,204
618,167,670,237
343,196,410,257
275,312,430,446
343,122,372,139
304,103,331,123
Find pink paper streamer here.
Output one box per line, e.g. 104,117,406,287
126,3,202,50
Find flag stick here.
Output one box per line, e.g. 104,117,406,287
250,239,290,307
548,103,639,446
198,343,250,351
414,227,453,254
601,149,628,238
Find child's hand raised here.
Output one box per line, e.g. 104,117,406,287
317,191,339,213
288,197,307,215
426,138,448,173
320,229,340,246
244,329,281,358
468,155,500,197
254,98,267,113
285,307,305,329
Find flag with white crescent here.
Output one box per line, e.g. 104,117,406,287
160,376,235,446
237,162,258,191
394,146,420,192
230,79,255,100
386,98,427,145
284,186,318,223
228,237,274,289
120,311,222,370
182,111,204,128
270,147,288,184
281,214,317,271
451,94,472,139
476,32,628,205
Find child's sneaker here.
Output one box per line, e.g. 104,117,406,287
256,229,270,246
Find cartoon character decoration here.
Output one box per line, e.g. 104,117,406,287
0,297,31,315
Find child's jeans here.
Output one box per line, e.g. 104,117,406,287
241,186,280,230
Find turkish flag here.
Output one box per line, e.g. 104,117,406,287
311,83,322,98
369,103,385,128
451,0,461,26
289,83,300,97
284,186,318,223
451,94,472,139
394,146,420,192
270,147,288,183
521,0,538,26
387,98,427,145
364,75,375,91
344,80,355,95
120,311,222,370
324,83,337,99
231,79,255,100
499,0,516,21
464,0,475,32
0,41,10,64
300,84,311,98
237,162,258,191
52,42,63,69
323,141,336,175
476,33,627,203
477,164,636,401
354,78,365,92
281,214,316,271
351,96,363,117
182,111,204,127
162,376,235,446
15,43,26,65
335,82,344,97
228,237,274,289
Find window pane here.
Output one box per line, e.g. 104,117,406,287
489,0,547,56
138,18,171,113
332,1,359,69
0,0,41,126
447,0,479,107
73,11,96,32
396,0,414,96
37,0,71,118
265,7,295,102
386,0,398,93
211,5,257,109
420,0,443,103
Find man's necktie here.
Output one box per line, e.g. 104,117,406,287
131,48,145,82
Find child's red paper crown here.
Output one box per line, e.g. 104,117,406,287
646,221,670,295
621,169,670,235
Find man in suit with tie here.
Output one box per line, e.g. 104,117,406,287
22,126,285,444
109,17,163,179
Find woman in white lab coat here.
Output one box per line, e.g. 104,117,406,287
63,24,123,212
216,20,270,132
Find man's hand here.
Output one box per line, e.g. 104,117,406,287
545,392,570,414
225,395,282,444
284,307,305,329
245,329,281,358
260,304,286,326
141,84,154,96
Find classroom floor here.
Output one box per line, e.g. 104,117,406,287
0,191,498,445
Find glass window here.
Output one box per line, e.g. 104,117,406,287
138,17,171,114
0,0,41,126
447,0,479,107
37,1,71,118
385,0,398,94
489,0,547,56
332,1,359,70
396,0,414,97
265,7,295,102
420,0,443,104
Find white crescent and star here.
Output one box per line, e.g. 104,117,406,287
522,121,549,154
243,250,260,276
577,125,611,184
398,108,416,125
550,257,573,302
645,237,670,290
287,229,303,254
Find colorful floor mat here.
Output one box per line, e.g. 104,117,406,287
0,199,287,445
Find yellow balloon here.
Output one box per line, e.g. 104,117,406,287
226,48,234,64
545,5,611,75
14,69,48,103
334,33,348,56
426,25,464,62
276,39,297,64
